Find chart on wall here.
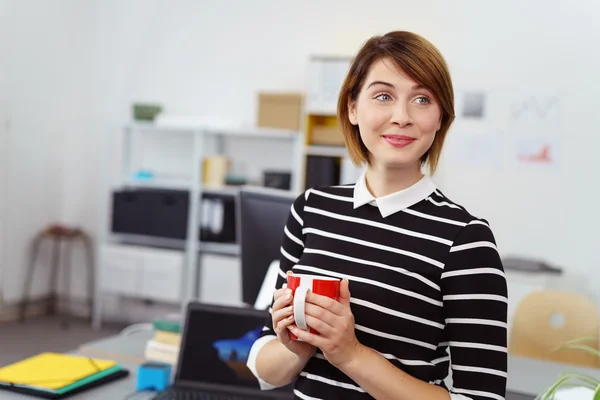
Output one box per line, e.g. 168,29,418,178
446,88,563,173
506,93,561,172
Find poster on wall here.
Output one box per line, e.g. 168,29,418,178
449,88,562,173
504,91,562,173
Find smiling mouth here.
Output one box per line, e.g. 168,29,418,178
382,135,415,148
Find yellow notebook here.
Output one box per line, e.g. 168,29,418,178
0,352,116,390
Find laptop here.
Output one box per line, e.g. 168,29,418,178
153,302,294,400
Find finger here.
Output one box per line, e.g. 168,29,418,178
306,292,345,316
275,315,295,334
288,325,325,348
272,305,294,325
273,288,285,300
272,290,293,311
273,287,290,301
304,314,334,337
304,303,336,327
338,279,351,307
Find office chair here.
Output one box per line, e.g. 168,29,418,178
509,289,600,367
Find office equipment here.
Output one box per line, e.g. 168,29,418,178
95,123,304,329
151,302,293,399
238,187,297,306
262,170,291,190
0,352,129,399
111,188,189,240
137,362,172,392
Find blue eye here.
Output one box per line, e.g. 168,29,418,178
414,96,431,105
375,93,392,102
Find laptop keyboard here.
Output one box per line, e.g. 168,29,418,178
152,389,250,400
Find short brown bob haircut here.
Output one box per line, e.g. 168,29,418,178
337,31,455,175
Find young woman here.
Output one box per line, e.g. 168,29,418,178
247,31,508,400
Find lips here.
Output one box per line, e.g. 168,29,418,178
382,135,415,148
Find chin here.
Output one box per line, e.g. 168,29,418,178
374,156,420,170
368,148,420,169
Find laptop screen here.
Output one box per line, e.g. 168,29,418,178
176,304,293,394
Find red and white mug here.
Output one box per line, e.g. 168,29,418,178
286,273,341,340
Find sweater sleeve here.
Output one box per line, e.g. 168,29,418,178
246,190,309,389
441,219,508,400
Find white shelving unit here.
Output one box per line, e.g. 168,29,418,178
305,144,347,158
92,122,304,329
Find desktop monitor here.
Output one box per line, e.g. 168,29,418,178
238,187,297,306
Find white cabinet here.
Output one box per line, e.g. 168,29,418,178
100,244,183,304
139,250,183,302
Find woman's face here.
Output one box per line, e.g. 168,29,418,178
348,58,442,171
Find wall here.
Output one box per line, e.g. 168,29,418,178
5,0,600,311
0,1,67,304
0,0,9,305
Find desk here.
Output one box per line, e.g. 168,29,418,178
1,331,156,400
2,332,599,400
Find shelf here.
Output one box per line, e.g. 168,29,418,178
202,185,241,196
120,178,244,196
305,145,347,158
107,234,240,256
126,121,199,133
108,234,187,250
205,126,299,140
126,121,299,140
121,177,192,191
305,108,337,117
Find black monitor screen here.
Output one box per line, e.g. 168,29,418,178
177,305,292,395
239,189,296,305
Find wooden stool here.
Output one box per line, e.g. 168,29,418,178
19,224,94,329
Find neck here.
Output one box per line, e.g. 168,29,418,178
365,163,424,198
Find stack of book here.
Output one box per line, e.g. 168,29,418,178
0,352,128,398
144,317,182,365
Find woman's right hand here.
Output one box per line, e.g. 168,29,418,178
272,285,315,357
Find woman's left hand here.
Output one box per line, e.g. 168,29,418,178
288,278,363,369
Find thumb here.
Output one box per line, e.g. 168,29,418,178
339,279,351,306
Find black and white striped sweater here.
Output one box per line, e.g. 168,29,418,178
248,173,508,400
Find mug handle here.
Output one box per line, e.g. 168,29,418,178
293,285,311,331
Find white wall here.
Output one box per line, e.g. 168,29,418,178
1,1,69,303
0,0,9,306
5,0,600,307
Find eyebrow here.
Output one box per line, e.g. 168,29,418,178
366,81,427,91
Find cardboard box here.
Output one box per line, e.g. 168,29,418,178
258,93,303,131
310,125,345,146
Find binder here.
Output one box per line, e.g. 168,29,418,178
0,353,129,399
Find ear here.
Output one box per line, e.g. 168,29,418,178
348,98,358,125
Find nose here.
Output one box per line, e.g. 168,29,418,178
390,102,413,127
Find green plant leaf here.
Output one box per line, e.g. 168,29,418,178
537,374,600,399
594,385,600,400
536,336,600,399
559,344,600,358
550,336,598,353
